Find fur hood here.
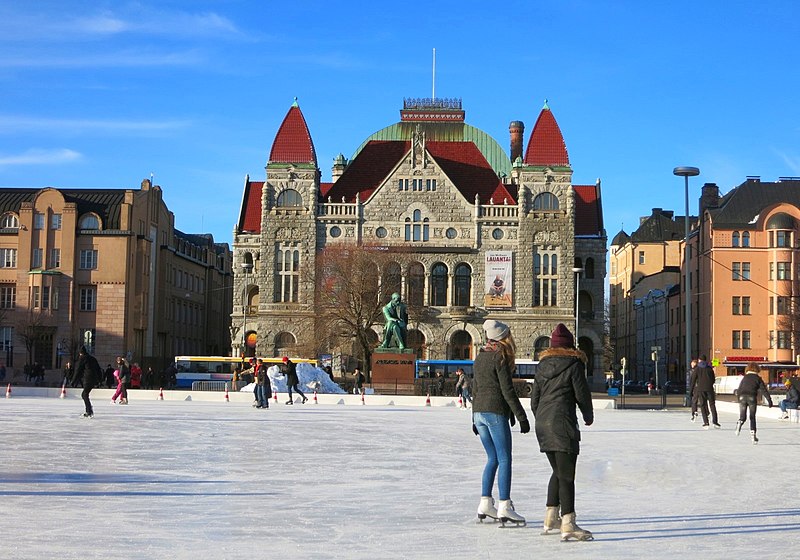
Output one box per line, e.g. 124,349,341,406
538,347,587,363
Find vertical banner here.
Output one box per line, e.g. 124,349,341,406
484,251,513,308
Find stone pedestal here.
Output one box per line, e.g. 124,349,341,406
371,348,416,385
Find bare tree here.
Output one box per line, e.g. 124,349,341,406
315,244,400,378
17,311,51,367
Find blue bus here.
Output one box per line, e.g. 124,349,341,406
414,358,538,379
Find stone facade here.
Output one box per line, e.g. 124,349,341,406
232,99,606,382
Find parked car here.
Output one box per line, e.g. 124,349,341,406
714,375,743,395
623,380,647,394
664,381,686,394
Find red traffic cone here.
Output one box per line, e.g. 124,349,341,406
313,389,318,404
273,389,278,403
361,391,365,405
5,383,11,398
425,392,431,407
224,385,230,402
458,394,463,408
158,387,164,400
60,381,67,399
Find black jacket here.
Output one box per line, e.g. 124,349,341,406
283,360,298,386
471,344,527,425
76,353,102,387
738,372,772,406
786,384,800,404
689,363,715,393
256,364,271,391
530,347,593,455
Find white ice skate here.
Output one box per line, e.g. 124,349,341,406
751,430,759,445
735,420,743,436
561,512,593,541
542,506,561,535
476,496,498,523
497,500,526,528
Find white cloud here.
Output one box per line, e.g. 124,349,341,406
0,148,82,166
0,48,204,68
0,115,191,134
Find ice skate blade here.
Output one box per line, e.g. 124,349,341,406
498,520,526,528
541,528,561,536
561,534,594,541
476,516,498,524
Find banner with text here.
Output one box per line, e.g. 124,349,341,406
484,251,513,308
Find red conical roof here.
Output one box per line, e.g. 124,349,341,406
268,100,317,165
523,103,569,167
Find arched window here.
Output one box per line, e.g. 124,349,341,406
406,329,426,360
533,192,559,211
382,262,402,299
732,232,740,247
449,330,473,360
742,231,750,247
534,337,551,360
574,257,583,270
274,332,296,357
585,257,595,279
430,262,448,306
454,263,472,306
276,189,302,207
405,209,429,242
1,213,19,229
79,214,100,230
407,262,425,307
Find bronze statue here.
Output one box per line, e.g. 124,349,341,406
380,292,408,350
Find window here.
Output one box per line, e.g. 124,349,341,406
398,179,409,191
79,214,100,229
776,231,791,248
445,228,457,239
732,296,740,315
0,327,13,366
41,286,50,309
426,179,437,191
777,262,791,280
742,231,750,247
376,227,388,239
430,263,448,306
80,328,96,354
585,258,595,279
732,262,750,281
0,213,19,228
407,262,425,307
404,210,429,242
741,296,750,315
330,226,341,238
80,287,96,311
33,212,45,229
742,330,751,349
0,286,15,309
80,249,98,270
0,248,17,268
31,286,40,308
774,296,790,315
639,251,645,265
532,192,559,210
732,232,740,247
31,248,43,269
492,228,504,240
534,251,558,306
778,330,791,349
454,263,472,306
50,248,61,269
275,244,299,303
51,213,62,230
732,330,741,349
276,189,302,207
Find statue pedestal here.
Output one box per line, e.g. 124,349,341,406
371,348,416,386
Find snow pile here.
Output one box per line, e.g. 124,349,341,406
239,363,345,394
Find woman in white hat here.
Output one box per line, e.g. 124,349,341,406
472,319,530,527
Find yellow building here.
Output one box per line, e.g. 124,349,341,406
0,179,232,381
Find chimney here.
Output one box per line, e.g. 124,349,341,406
700,182,720,216
509,120,524,163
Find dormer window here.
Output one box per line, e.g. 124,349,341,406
0,213,19,229
79,214,101,230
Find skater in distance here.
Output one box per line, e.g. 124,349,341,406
689,355,721,429
734,362,772,443
471,319,530,527
282,356,307,404
530,323,594,541
74,345,102,418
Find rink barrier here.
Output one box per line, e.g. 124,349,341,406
0,385,618,409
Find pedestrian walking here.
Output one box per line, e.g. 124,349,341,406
472,319,529,527
530,323,594,541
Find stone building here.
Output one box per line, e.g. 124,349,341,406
232,98,606,382
0,179,232,379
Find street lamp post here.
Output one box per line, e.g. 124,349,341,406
241,262,253,358
572,266,585,346
673,166,700,407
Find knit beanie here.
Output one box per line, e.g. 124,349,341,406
550,323,574,349
483,319,510,341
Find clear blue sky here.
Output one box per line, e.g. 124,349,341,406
2,1,799,247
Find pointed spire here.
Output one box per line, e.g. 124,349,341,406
268,101,317,165
523,101,569,167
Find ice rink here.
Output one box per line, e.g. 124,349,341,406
2,394,798,559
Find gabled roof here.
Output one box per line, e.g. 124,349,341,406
238,181,263,233
708,178,800,228
573,184,603,236
630,210,689,243
523,104,570,167
324,140,514,205
268,102,317,165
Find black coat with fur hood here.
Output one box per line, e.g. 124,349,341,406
530,347,594,455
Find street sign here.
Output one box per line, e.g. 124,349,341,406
651,346,661,351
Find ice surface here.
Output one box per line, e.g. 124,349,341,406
1,397,798,559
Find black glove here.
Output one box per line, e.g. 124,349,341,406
509,415,516,427
768,402,773,408
472,424,479,436
519,419,530,434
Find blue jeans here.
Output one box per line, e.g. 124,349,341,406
255,385,269,407
780,400,798,413
473,412,512,501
